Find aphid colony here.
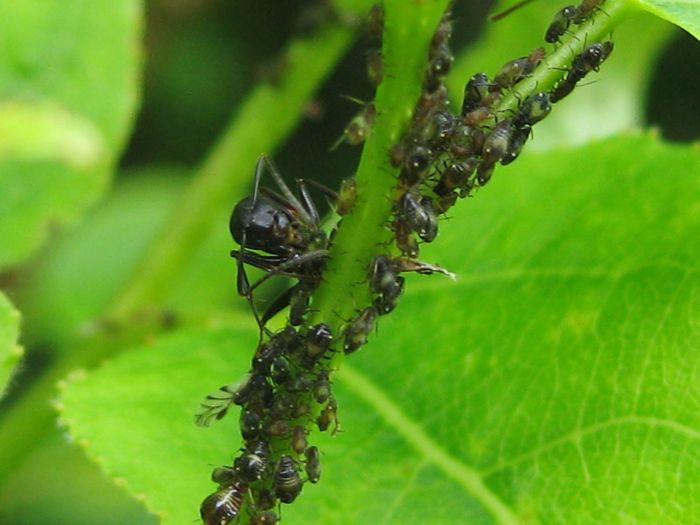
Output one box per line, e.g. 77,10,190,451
197,1,613,523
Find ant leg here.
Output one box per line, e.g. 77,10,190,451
260,286,297,327
260,155,313,225
296,179,320,226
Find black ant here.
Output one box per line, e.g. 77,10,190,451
229,155,332,332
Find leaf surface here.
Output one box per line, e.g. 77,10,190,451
635,0,700,39
0,0,142,269
60,134,700,524
0,292,23,400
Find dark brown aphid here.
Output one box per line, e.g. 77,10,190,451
394,218,419,258
550,41,614,103
291,425,308,455
306,322,333,358
573,0,606,24
370,255,405,315
461,73,493,115
240,409,262,441
313,372,331,404
500,126,531,165
513,92,552,128
343,306,377,354
400,191,438,243
265,419,292,437
275,455,303,504
434,159,477,197
305,446,321,483
481,119,514,166
317,396,339,433
494,47,545,88
211,466,237,485
200,482,247,525
545,5,577,43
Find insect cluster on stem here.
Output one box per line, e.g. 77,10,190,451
196,1,614,523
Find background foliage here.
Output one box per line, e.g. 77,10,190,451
1,0,699,524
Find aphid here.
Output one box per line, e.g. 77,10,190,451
305,446,321,483
434,160,477,197
211,466,237,485
234,450,267,482
291,425,308,455
394,219,419,258
494,47,545,88
550,41,614,103
366,4,384,41
573,0,606,24
288,282,312,326
571,41,614,74
463,106,492,126
428,44,453,79
389,143,405,168
200,482,247,525
481,119,514,166
195,373,251,427
336,177,358,216
545,5,577,43
275,455,303,504
370,255,405,315
317,396,339,433
270,355,292,385
343,306,377,354
400,191,438,243
265,419,292,437
250,511,280,525
513,92,552,128
402,144,431,184
240,410,262,441
430,12,452,52
312,372,331,404
476,163,495,186
271,393,298,420
461,73,493,115
366,49,384,86
255,488,276,511
332,102,376,149
229,156,330,330
306,322,334,358
500,126,531,165
423,111,456,150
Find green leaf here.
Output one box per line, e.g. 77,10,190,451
0,0,142,270
449,1,673,149
60,134,700,524
0,292,23,400
17,167,243,350
634,0,700,39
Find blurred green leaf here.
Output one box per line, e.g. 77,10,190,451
0,100,103,167
0,292,22,400
60,134,700,524
635,0,700,39
0,0,142,269
450,2,673,150
16,167,245,350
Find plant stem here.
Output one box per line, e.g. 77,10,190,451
496,0,633,114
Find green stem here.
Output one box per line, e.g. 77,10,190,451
496,0,633,113
311,0,453,361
